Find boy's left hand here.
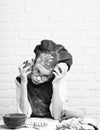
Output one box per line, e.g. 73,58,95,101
52,63,68,85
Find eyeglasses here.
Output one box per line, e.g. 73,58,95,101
32,66,53,81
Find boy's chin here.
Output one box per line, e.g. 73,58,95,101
32,79,40,84
31,78,45,85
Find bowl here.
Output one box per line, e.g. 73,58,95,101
3,113,27,129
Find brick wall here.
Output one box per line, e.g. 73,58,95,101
0,0,100,120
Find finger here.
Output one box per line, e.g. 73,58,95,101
18,67,21,73
58,63,68,73
18,64,25,73
27,60,33,65
23,60,33,68
58,67,62,73
18,64,31,73
23,60,33,67
23,63,30,69
52,71,58,77
23,60,32,67
23,60,28,64
19,63,25,70
18,67,25,74
54,67,61,76
54,68,66,80
26,70,31,75
23,67,32,74
25,62,33,67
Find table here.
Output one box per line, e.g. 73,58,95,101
0,117,100,130
0,117,59,130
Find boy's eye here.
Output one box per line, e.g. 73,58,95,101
43,74,52,79
43,75,48,78
37,69,40,74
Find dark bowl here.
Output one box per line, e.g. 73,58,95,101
3,113,27,129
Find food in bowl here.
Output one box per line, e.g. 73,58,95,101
3,113,27,129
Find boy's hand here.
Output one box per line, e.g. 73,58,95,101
52,63,68,86
18,60,33,84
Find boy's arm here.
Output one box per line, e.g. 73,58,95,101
15,79,32,117
62,109,85,120
50,63,68,120
16,60,33,116
50,84,64,120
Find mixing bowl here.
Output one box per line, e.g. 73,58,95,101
3,113,27,129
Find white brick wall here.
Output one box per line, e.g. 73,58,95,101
0,0,100,120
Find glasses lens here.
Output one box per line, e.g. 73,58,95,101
32,65,53,80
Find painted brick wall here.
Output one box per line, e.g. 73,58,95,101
0,0,100,120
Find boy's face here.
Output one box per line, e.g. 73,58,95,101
31,62,53,84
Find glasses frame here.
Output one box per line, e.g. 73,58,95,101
31,65,53,81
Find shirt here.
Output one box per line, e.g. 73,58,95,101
16,75,68,118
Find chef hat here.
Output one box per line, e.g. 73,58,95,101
34,40,73,71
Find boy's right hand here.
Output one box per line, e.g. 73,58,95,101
18,60,33,84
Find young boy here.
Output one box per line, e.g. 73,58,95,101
16,40,83,120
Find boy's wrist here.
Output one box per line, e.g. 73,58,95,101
21,76,28,84
53,84,59,92
21,81,27,87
